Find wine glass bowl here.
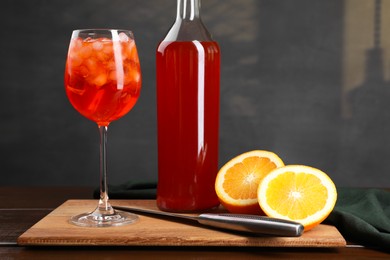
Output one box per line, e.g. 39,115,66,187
64,29,141,227
65,29,141,127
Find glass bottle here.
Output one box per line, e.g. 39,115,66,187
156,0,220,212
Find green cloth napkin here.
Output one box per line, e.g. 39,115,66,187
325,187,390,250
93,180,157,199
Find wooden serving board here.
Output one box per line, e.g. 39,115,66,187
18,200,346,247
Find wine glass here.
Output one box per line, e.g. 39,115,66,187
64,29,142,227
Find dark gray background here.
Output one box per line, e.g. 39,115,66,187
1,0,389,187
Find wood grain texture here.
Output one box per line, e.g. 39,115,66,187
17,200,346,247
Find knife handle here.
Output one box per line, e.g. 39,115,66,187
197,213,304,237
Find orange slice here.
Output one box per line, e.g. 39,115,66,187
215,150,284,214
257,165,337,231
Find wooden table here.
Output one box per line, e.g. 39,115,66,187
1,187,389,259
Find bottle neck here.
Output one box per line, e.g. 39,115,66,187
162,0,212,41
176,0,200,21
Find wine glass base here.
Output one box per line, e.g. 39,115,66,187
69,211,139,227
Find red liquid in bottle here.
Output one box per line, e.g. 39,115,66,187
156,41,220,211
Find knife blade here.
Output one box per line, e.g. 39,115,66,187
112,205,304,237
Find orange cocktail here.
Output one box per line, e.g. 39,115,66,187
65,33,141,126
64,29,141,227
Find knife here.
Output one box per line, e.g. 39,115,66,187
112,205,304,237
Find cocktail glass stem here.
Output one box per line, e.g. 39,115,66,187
69,125,138,227
98,125,114,214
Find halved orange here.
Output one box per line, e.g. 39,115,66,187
215,150,284,214
257,165,337,231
